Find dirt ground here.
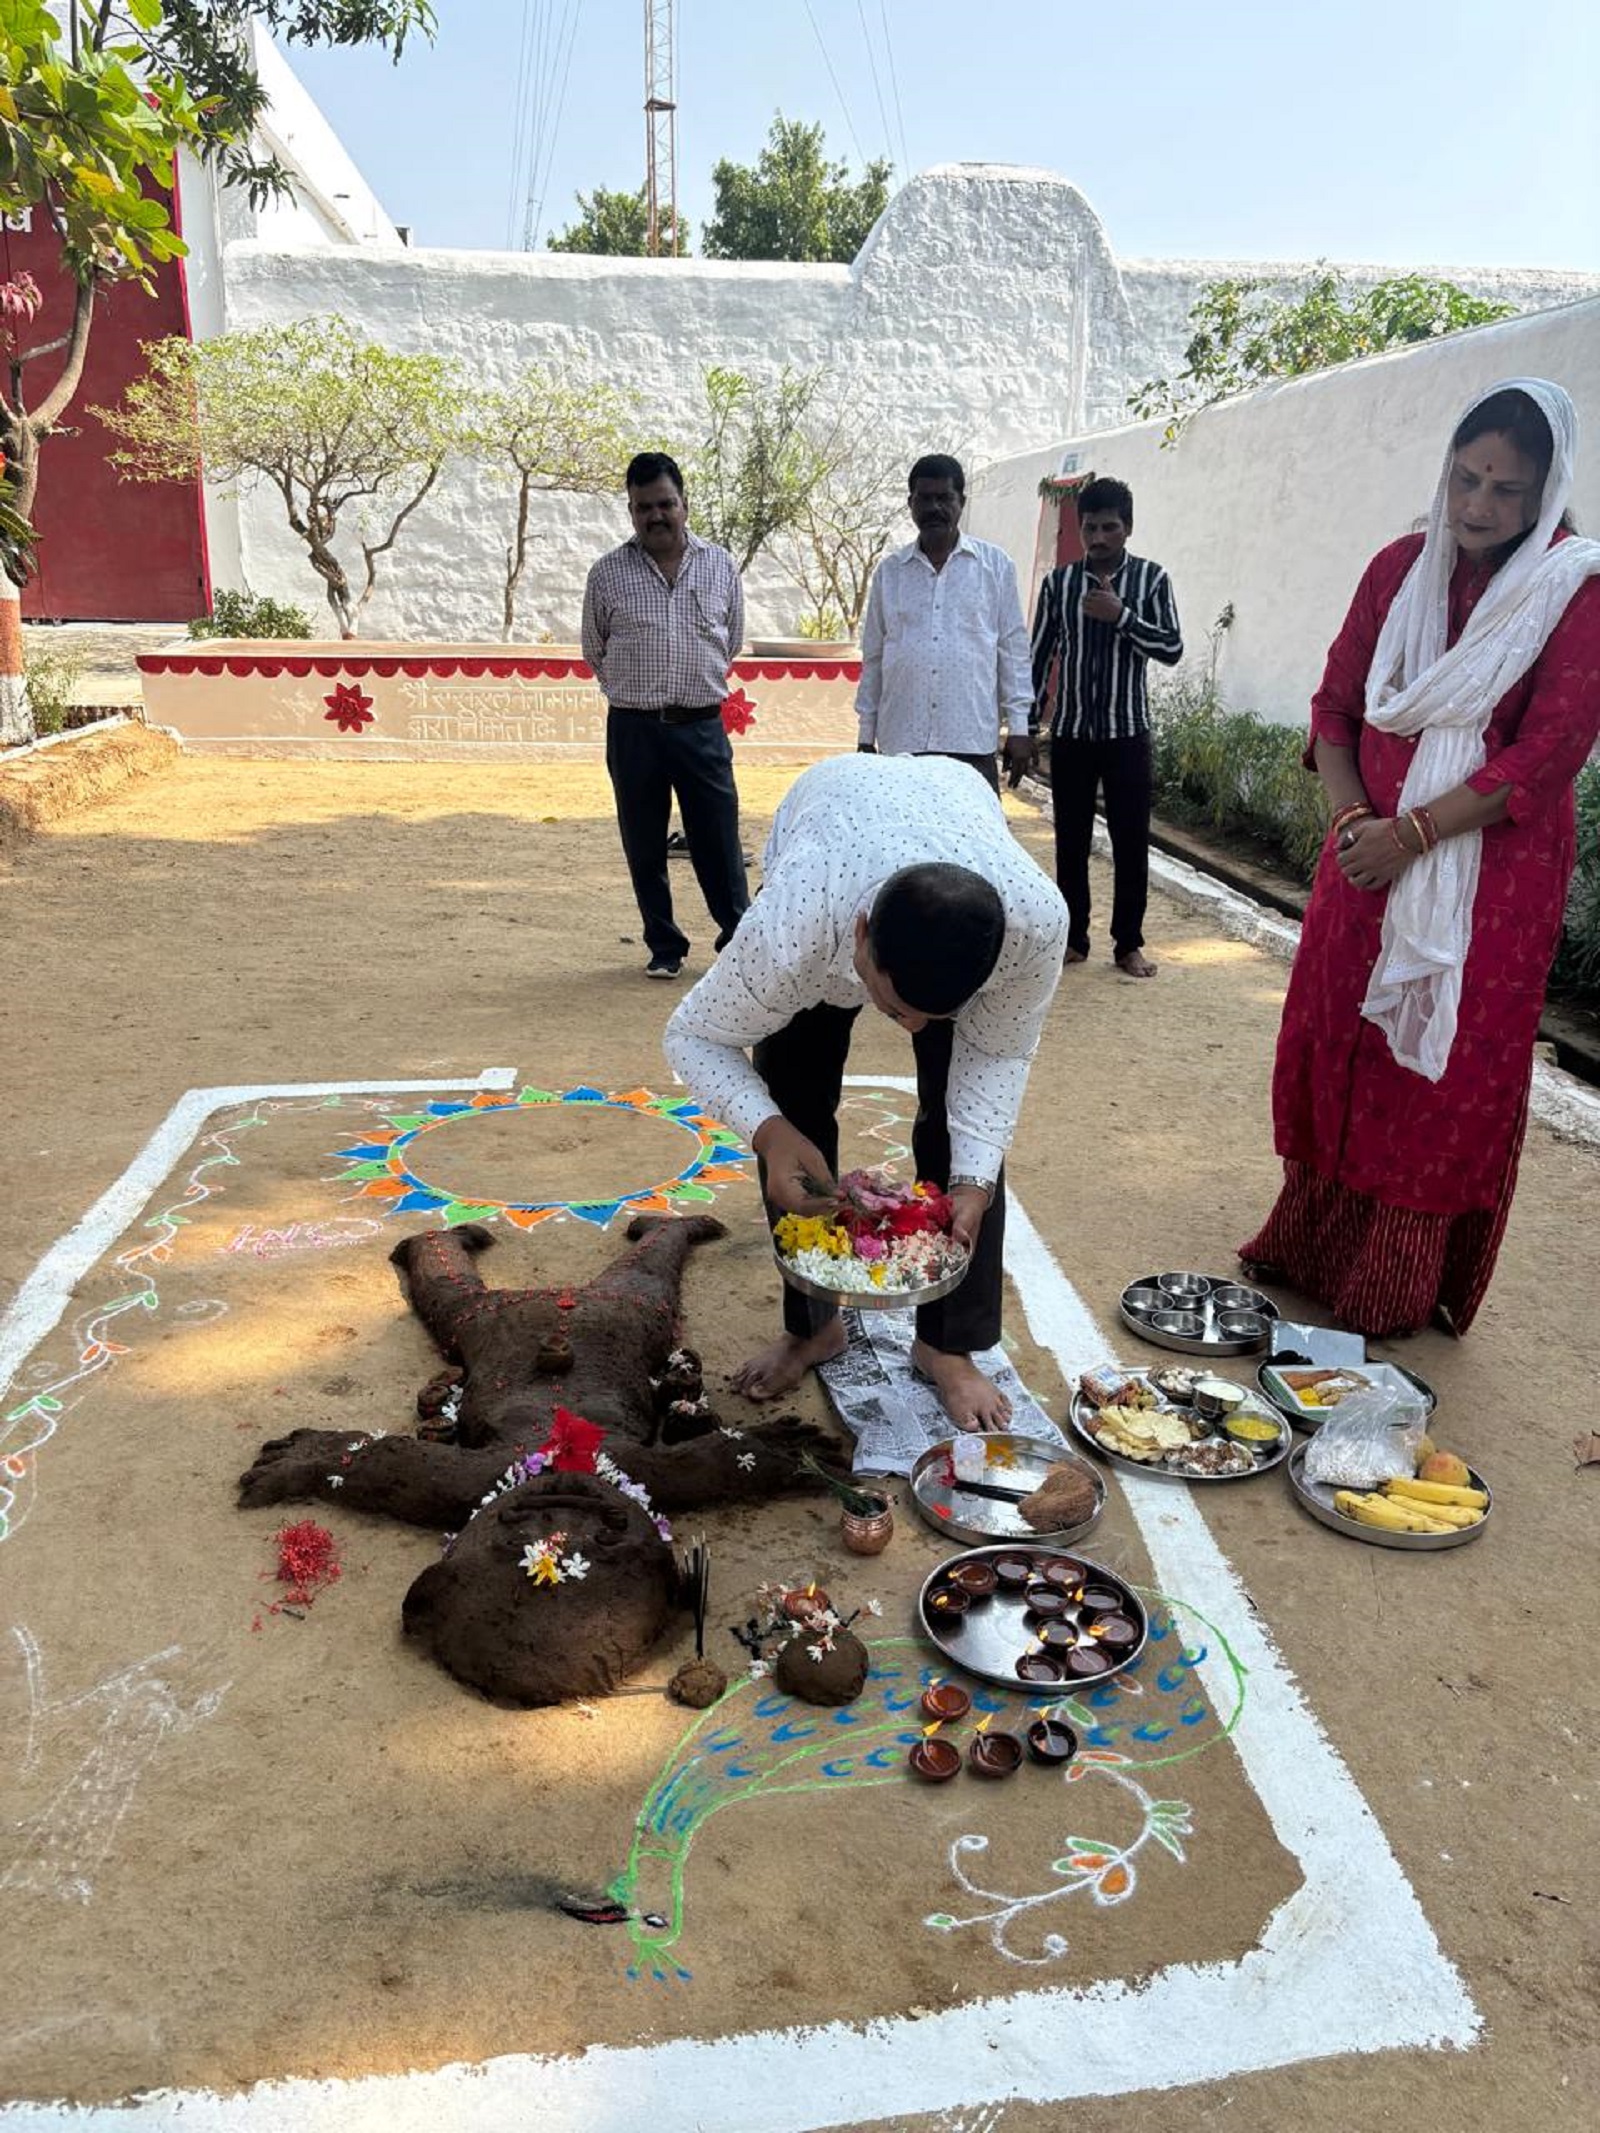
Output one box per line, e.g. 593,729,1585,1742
0,749,1596,2130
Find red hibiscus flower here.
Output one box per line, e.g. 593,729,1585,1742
542,1406,606,1472
720,688,757,736
323,681,375,733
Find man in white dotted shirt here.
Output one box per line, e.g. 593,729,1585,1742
856,454,1037,791
663,753,1069,1430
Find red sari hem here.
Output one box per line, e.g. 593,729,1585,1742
1239,1143,1520,1340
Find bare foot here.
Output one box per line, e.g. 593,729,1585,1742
728,1321,847,1401
1115,949,1158,978
1063,947,1088,965
911,1340,1013,1432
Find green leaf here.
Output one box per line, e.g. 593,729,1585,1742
126,0,163,27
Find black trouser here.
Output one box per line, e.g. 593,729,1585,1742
605,707,750,961
752,1003,1005,1353
1049,731,1151,958
912,749,1001,794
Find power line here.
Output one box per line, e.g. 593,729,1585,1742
799,0,868,167
855,0,894,169
525,0,584,250
876,0,912,176
505,0,540,249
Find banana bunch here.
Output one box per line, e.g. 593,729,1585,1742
1333,1475,1487,1536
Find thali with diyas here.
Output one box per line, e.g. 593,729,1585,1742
1067,1364,1292,1483
1119,1272,1278,1355
908,1433,1104,1545
917,1544,1148,1692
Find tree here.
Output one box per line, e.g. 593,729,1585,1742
686,365,842,576
0,0,431,735
95,316,458,637
780,414,910,636
546,184,688,257
1128,267,1517,443
458,369,635,639
702,116,889,264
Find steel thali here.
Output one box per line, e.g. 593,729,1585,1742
917,1544,1148,1693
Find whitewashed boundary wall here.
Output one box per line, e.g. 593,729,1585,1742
966,297,1600,726
206,154,1598,644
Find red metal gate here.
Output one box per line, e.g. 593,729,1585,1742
4,183,209,623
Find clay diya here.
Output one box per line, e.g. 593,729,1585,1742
1078,1586,1122,1614
1063,1644,1111,1679
1040,1559,1086,1594
992,1554,1034,1591
908,1733,962,1783
948,1561,998,1601
1015,1652,1065,1684
1022,1589,1071,1621
920,1681,973,1724
924,1585,971,1623
1026,1717,1079,1766
1038,1620,1082,1657
966,1727,1024,1779
1088,1611,1140,1650
781,1584,831,1621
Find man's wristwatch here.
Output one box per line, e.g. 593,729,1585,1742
948,1174,996,1206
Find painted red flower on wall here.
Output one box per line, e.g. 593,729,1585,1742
720,688,757,737
323,681,375,733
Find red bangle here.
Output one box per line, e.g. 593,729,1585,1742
1389,816,1417,857
1414,805,1440,850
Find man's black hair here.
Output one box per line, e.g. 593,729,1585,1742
908,453,966,495
867,863,1005,1015
1076,475,1133,526
626,450,685,495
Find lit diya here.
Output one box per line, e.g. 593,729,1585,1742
1026,1716,1079,1765
992,1554,1034,1591
924,1584,971,1622
1078,1585,1121,1614
1037,1620,1082,1657
1062,1644,1111,1678
1022,1588,1071,1621
1088,1611,1140,1649
948,1561,998,1600
1015,1652,1065,1684
920,1680,972,1723
908,1726,962,1782
1040,1559,1086,1594
781,1583,831,1621
966,1716,1023,1779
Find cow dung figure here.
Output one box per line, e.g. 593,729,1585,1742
239,1216,845,1705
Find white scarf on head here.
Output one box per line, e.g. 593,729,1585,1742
1361,376,1600,1081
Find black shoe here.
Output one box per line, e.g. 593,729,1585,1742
645,955,684,980
666,830,690,855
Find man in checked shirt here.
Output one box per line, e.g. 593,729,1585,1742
582,452,750,980
1030,477,1184,978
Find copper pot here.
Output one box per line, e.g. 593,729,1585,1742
840,1499,893,1554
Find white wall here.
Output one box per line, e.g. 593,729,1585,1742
214,165,1150,638
966,297,1600,725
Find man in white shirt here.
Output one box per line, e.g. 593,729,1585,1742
856,454,1036,790
663,753,1069,1430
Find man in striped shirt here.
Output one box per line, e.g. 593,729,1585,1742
1030,477,1183,978
582,452,750,980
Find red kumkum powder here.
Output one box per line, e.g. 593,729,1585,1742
274,1519,342,1606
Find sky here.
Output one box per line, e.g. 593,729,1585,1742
287,0,1600,270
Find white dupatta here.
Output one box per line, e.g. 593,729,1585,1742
1361,377,1600,1080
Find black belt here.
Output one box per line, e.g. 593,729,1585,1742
613,702,722,726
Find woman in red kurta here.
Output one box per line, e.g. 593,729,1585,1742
1242,381,1600,1335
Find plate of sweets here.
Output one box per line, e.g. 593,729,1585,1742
773,1166,971,1310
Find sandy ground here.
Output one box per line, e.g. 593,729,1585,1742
0,753,1596,2129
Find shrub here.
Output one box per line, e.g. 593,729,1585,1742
23,641,84,736
189,589,314,640
1150,680,1328,881
1551,763,1600,997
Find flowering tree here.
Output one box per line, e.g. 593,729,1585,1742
95,317,458,637
458,369,635,639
